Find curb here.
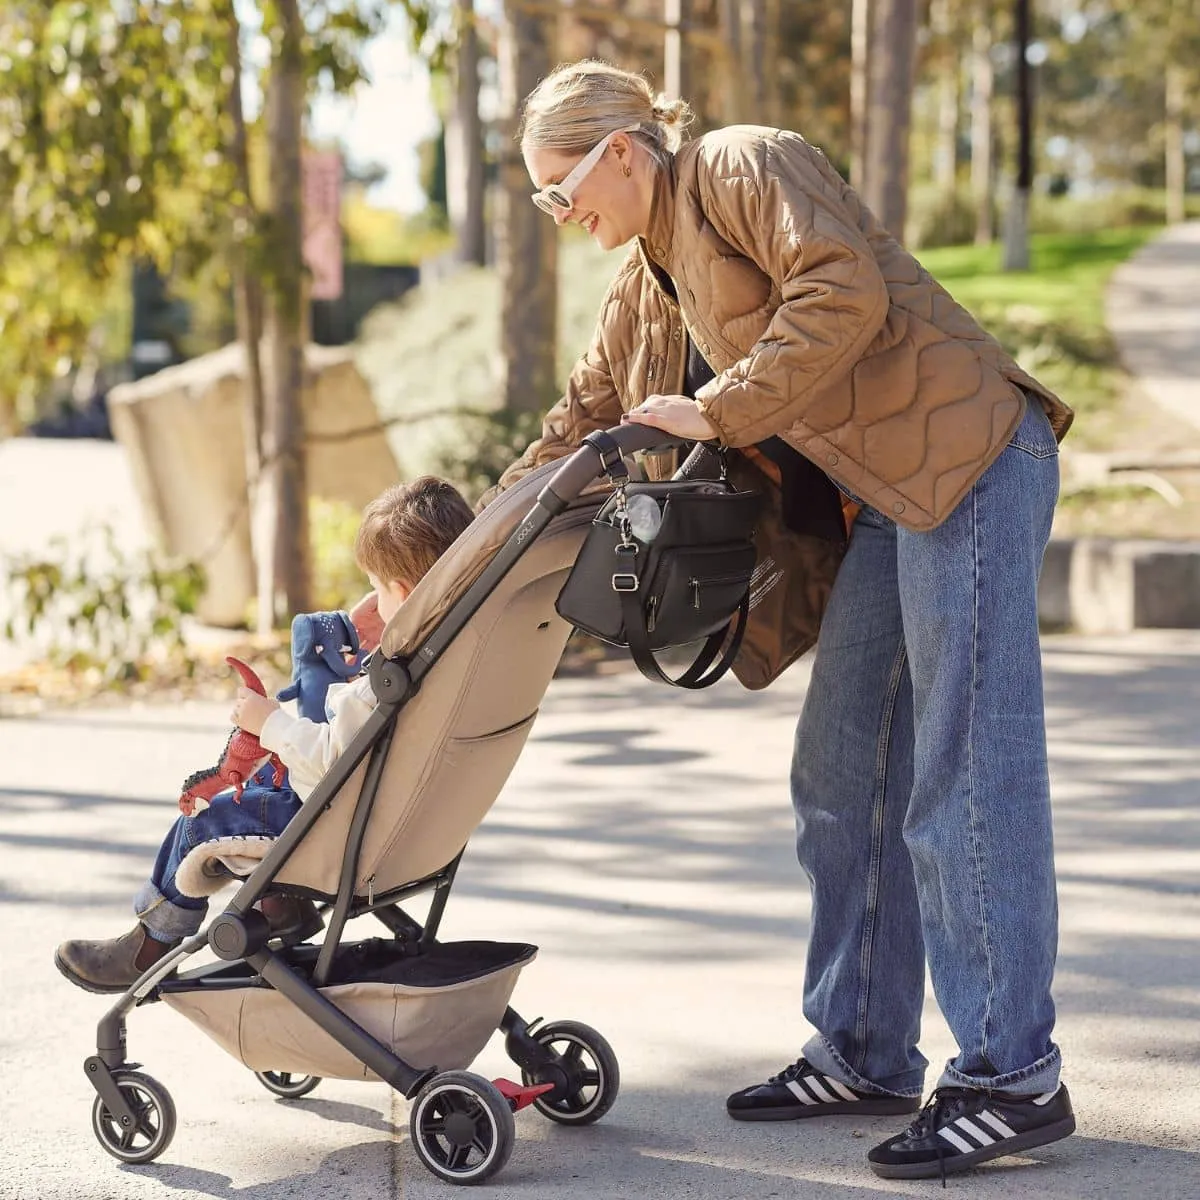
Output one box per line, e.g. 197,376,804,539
1040,537,1200,632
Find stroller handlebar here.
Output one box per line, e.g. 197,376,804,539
542,423,687,503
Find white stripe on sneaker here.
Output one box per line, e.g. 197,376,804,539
824,1077,860,1102
1031,1088,1061,1106
786,1080,818,1104
804,1077,837,1103
954,1117,996,1146
938,1127,976,1155
977,1109,1018,1138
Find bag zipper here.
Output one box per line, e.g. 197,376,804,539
689,573,751,610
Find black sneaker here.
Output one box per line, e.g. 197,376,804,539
867,1083,1076,1180
726,1057,921,1121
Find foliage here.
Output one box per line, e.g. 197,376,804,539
0,2,235,431
356,231,620,482
309,494,367,609
342,191,455,263
432,407,548,503
2,525,207,682
0,0,442,435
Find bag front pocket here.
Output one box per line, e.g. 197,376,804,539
645,543,757,647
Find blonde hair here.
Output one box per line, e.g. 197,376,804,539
354,476,474,587
519,59,694,166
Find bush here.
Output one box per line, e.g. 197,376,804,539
2,526,206,683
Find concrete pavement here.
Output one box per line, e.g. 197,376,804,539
2,630,1198,1199
1106,221,1200,435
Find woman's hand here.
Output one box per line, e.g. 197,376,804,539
621,394,721,441
231,686,279,737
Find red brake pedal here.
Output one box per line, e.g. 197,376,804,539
493,1078,556,1111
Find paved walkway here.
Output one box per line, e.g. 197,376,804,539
1106,220,1200,435
2,631,1199,1199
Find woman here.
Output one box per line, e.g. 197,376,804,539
488,59,1075,1181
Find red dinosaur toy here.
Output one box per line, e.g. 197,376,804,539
178,657,286,815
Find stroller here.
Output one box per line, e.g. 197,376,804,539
81,424,685,1186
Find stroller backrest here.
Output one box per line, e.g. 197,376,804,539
275,460,602,898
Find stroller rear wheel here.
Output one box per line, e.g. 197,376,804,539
254,1070,322,1099
409,1071,515,1185
520,1019,620,1125
91,1069,177,1164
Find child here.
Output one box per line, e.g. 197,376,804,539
55,476,474,993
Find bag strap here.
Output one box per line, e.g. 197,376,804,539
618,587,750,690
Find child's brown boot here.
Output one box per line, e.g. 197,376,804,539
54,925,179,994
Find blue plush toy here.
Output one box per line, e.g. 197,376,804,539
276,610,364,723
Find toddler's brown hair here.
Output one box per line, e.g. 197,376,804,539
354,476,474,588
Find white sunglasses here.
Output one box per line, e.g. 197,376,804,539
531,125,640,215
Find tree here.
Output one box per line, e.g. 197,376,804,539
446,0,486,264
1002,0,1032,271
495,0,557,415
862,0,919,237
0,0,413,627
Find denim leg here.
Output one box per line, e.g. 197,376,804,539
134,785,302,943
794,505,927,1097
896,401,1062,1095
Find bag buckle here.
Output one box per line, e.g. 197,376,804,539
611,573,639,592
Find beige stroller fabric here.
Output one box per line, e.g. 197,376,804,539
175,457,602,900
163,954,534,1080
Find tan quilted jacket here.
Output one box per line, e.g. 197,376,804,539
487,124,1072,532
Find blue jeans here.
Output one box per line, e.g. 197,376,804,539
794,399,1062,1098
134,775,302,942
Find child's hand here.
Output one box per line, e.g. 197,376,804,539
231,686,279,737
350,591,384,653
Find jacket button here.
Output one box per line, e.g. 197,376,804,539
827,453,839,466
673,328,682,341
893,502,906,515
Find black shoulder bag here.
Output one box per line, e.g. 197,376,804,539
555,431,762,688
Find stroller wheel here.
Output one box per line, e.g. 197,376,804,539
409,1071,515,1185
521,1019,620,1125
91,1069,177,1164
254,1070,322,1099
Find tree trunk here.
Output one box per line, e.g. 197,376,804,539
719,0,747,123
497,0,557,415
664,0,692,101
932,0,960,194
447,0,487,265
970,8,995,244
1002,0,1031,271
1164,62,1186,225
850,0,871,188
862,0,918,238
742,0,777,125
258,0,310,626
223,4,267,589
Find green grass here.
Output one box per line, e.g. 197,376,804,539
917,228,1159,331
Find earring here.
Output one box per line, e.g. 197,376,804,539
621,163,632,178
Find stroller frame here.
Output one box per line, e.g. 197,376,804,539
82,423,675,1183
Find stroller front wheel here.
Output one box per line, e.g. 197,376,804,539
520,1019,620,1125
254,1070,322,1099
91,1069,177,1164
409,1071,515,1185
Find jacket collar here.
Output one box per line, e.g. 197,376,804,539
639,153,679,276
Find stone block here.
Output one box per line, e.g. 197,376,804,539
108,343,398,627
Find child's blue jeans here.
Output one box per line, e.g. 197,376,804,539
134,772,302,942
